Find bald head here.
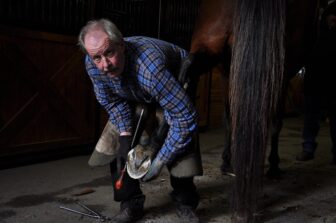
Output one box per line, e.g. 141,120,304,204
84,29,110,56
78,19,123,53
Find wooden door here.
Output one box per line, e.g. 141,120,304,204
0,27,98,168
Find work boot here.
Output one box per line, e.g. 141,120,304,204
110,195,145,223
176,204,200,223
296,151,314,161
109,207,143,223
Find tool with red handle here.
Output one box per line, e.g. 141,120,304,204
115,108,145,190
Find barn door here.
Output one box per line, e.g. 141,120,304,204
0,27,98,168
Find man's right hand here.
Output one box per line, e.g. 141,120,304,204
118,135,132,161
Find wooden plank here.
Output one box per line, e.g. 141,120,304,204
0,25,77,44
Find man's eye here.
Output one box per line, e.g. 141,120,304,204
105,50,115,57
93,57,101,63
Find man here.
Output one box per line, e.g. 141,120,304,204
296,2,336,162
78,19,203,223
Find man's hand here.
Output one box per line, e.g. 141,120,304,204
118,135,132,161
141,157,164,182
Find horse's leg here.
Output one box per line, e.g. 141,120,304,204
221,103,234,176
266,113,283,178
266,83,288,178
219,66,234,176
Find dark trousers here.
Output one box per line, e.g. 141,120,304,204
170,175,199,209
302,94,336,155
110,159,142,202
109,159,199,208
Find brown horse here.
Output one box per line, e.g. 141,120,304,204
179,0,321,222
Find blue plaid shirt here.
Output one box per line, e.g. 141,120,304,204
85,36,198,164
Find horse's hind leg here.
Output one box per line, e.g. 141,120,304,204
267,84,290,178
219,70,234,176
266,113,283,178
221,104,234,176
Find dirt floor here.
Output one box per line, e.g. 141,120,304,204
0,116,336,223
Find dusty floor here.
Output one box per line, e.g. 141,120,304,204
1,116,336,223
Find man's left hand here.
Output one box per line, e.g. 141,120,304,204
141,157,164,182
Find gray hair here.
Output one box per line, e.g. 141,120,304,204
78,18,123,53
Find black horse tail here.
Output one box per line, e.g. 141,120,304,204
230,0,286,222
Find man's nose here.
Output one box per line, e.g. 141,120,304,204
102,56,110,69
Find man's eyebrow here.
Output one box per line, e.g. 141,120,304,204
92,54,101,58
104,45,116,52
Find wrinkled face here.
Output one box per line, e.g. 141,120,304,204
84,30,125,78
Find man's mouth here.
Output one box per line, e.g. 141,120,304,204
105,67,118,73
105,67,120,77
